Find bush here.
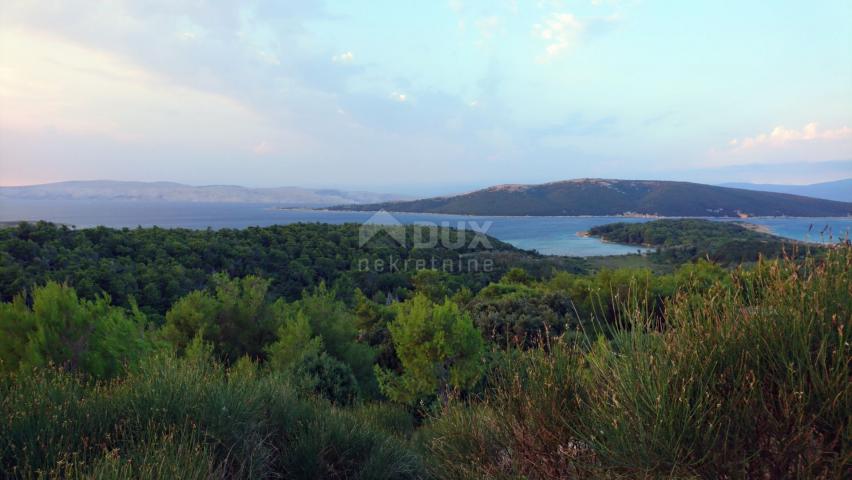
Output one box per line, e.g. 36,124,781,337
267,283,377,399
423,248,852,478
0,282,153,378
0,352,426,479
291,351,360,405
377,295,484,405
162,273,281,363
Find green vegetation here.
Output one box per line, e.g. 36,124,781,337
421,249,850,478
162,274,280,363
0,221,582,321
1,221,849,478
376,295,484,405
0,282,153,379
1,352,423,479
589,218,811,264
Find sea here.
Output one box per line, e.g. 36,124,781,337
1,199,850,257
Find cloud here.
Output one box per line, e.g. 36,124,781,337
532,10,620,62
729,123,852,151
390,92,408,102
705,122,852,168
252,141,273,155
331,51,354,63
532,13,584,61
0,27,311,166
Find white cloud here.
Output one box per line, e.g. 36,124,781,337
533,13,584,61
730,122,852,151
252,141,273,155
331,51,354,63
705,122,852,168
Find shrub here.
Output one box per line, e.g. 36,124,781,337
377,295,484,405
267,283,377,400
162,273,281,363
0,282,152,378
423,248,852,478
0,352,426,479
291,351,360,405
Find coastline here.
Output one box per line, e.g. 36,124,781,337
736,222,773,235
306,208,851,220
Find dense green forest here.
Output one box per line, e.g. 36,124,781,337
0,222,587,321
1,222,849,478
588,218,820,264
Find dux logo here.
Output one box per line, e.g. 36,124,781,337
359,210,407,247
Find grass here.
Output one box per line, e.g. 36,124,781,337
420,247,851,478
1,352,425,479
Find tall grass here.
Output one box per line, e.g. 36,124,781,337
422,248,851,478
1,352,425,479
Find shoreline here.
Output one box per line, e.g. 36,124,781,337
736,222,773,235
304,208,852,220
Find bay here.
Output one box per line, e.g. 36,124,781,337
1,199,849,257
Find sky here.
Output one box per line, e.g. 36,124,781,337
1,0,851,194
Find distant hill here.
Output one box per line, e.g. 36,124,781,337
332,179,852,217
720,179,852,202
0,180,408,207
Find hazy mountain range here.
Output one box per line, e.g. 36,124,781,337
0,181,409,207
719,179,852,203
332,179,852,217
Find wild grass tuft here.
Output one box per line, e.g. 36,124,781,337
1,352,426,479
422,248,851,478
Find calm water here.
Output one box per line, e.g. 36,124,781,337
1,199,850,257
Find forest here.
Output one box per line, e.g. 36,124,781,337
1,221,849,479
588,218,823,264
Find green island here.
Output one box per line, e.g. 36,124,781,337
1,221,849,478
587,218,817,264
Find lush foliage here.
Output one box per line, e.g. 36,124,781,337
1,221,850,478
0,222,539,320
0,282,152,378
267,283,377,402
162,273,281,363
376,295,484,404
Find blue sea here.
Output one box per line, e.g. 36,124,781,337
1,199,850,257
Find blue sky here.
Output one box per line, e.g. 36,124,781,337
1,0,850,194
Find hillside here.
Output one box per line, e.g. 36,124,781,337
720,178,852,202
332,179,852,217
0,180,408,207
